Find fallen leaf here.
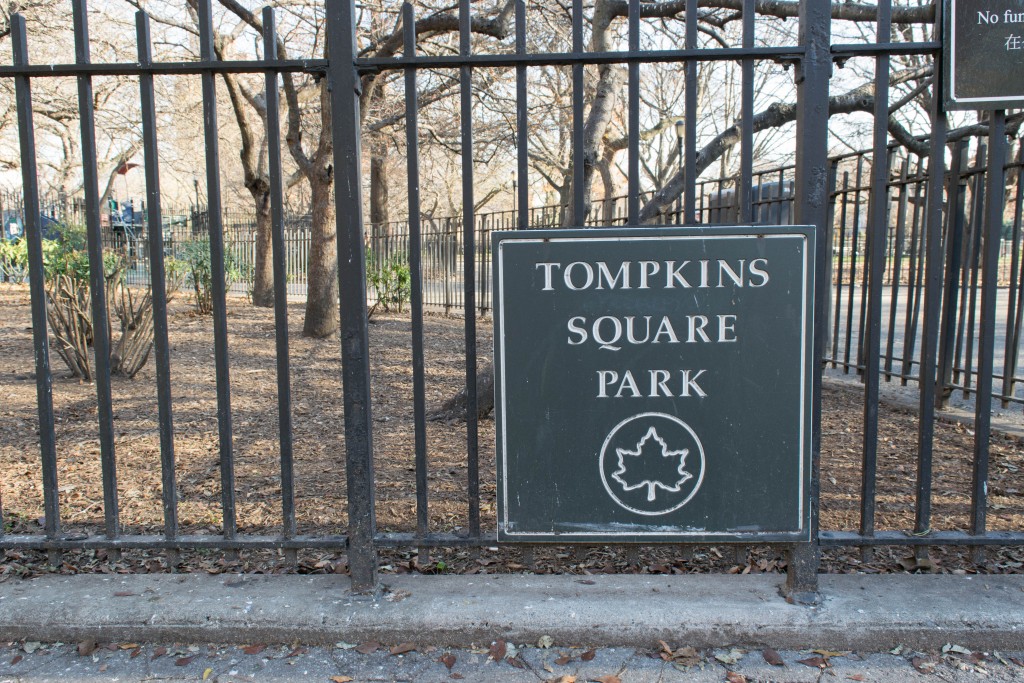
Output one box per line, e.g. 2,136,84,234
912,656,936,674
538,635,554,649
659,642,701,667
813,649,848,659
118,643,140,650
329,677,354,683
451,674,464,680
847,676,865,682
355,641,380,655
439,653,456,670
22,642,41,654
488,640,507,661
10,655,22,665
113,591,135,597
544,663,555,673
175,656,196,666
725,672,746,683
242,644,267,655
507,655,527,668
555,655,573,666
202,668,213,680
390,643,417,656
151,646,167,660
762,648,784,666
288,647,307,658
581,649,597,661
78,640,97,657
591,676,621,683
335,642,357,650
553,676,576,683
797,656,828,668
943,644,971,656
129,647,142,659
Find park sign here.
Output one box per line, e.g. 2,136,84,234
493,226,815,543
944,0,1024,110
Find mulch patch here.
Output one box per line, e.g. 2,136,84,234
1,283,1022,578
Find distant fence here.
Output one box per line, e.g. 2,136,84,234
4,140,1024,409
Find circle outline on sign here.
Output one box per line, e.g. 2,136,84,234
598,412,706,516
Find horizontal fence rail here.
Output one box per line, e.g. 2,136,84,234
1,0,1022,595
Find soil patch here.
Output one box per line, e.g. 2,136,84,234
1,283,1022,577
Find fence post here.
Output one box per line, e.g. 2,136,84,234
787,0,830,603
326,0,378,593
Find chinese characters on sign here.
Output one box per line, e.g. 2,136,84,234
493,227,815,543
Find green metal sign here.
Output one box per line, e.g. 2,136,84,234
493,226,815,543
944,0,1024,110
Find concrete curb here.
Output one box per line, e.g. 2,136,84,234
2,573,1023,651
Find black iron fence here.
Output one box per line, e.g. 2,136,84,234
1,0,1022,597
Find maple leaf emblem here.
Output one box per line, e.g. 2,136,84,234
611,426,692,501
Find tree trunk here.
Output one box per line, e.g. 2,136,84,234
429,360,495,422
302,176,339,338
369,145,390,262
251,190,274,307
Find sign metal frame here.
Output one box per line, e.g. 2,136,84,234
493,225,816,544
943,0,1024,111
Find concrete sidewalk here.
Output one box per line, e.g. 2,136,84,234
1,573,1023,652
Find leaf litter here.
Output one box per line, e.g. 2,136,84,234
0,293,1022,579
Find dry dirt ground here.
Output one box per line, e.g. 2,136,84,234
1,283,1023,578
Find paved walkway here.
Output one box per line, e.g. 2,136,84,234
1,573,1024,681
1,640,1021,682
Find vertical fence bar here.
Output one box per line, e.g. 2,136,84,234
859,0,892,551
570,0,585,226
515,0,528,228
823,162,838,358
832,172,850,366
197,0,237,541
326,0,378,591
937,142,966,408
787,0,830,600
960,148,986,398
136,11,178,552
72,0,119,543
1003,146,1024,405
738,0,754,224
884,161,909,380
458,0,481,539
902,158,926,384
403,2,430,547
846,157,864,372
626,0,640,226
914,68,947,556
11,14,61,555
262,8,296,541
971,111,1007,560
683,0,697,223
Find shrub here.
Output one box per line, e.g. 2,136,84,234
367,250,412,317
0,238,29,282
44,232,167,380
177,238,241,314
45,245,121,380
